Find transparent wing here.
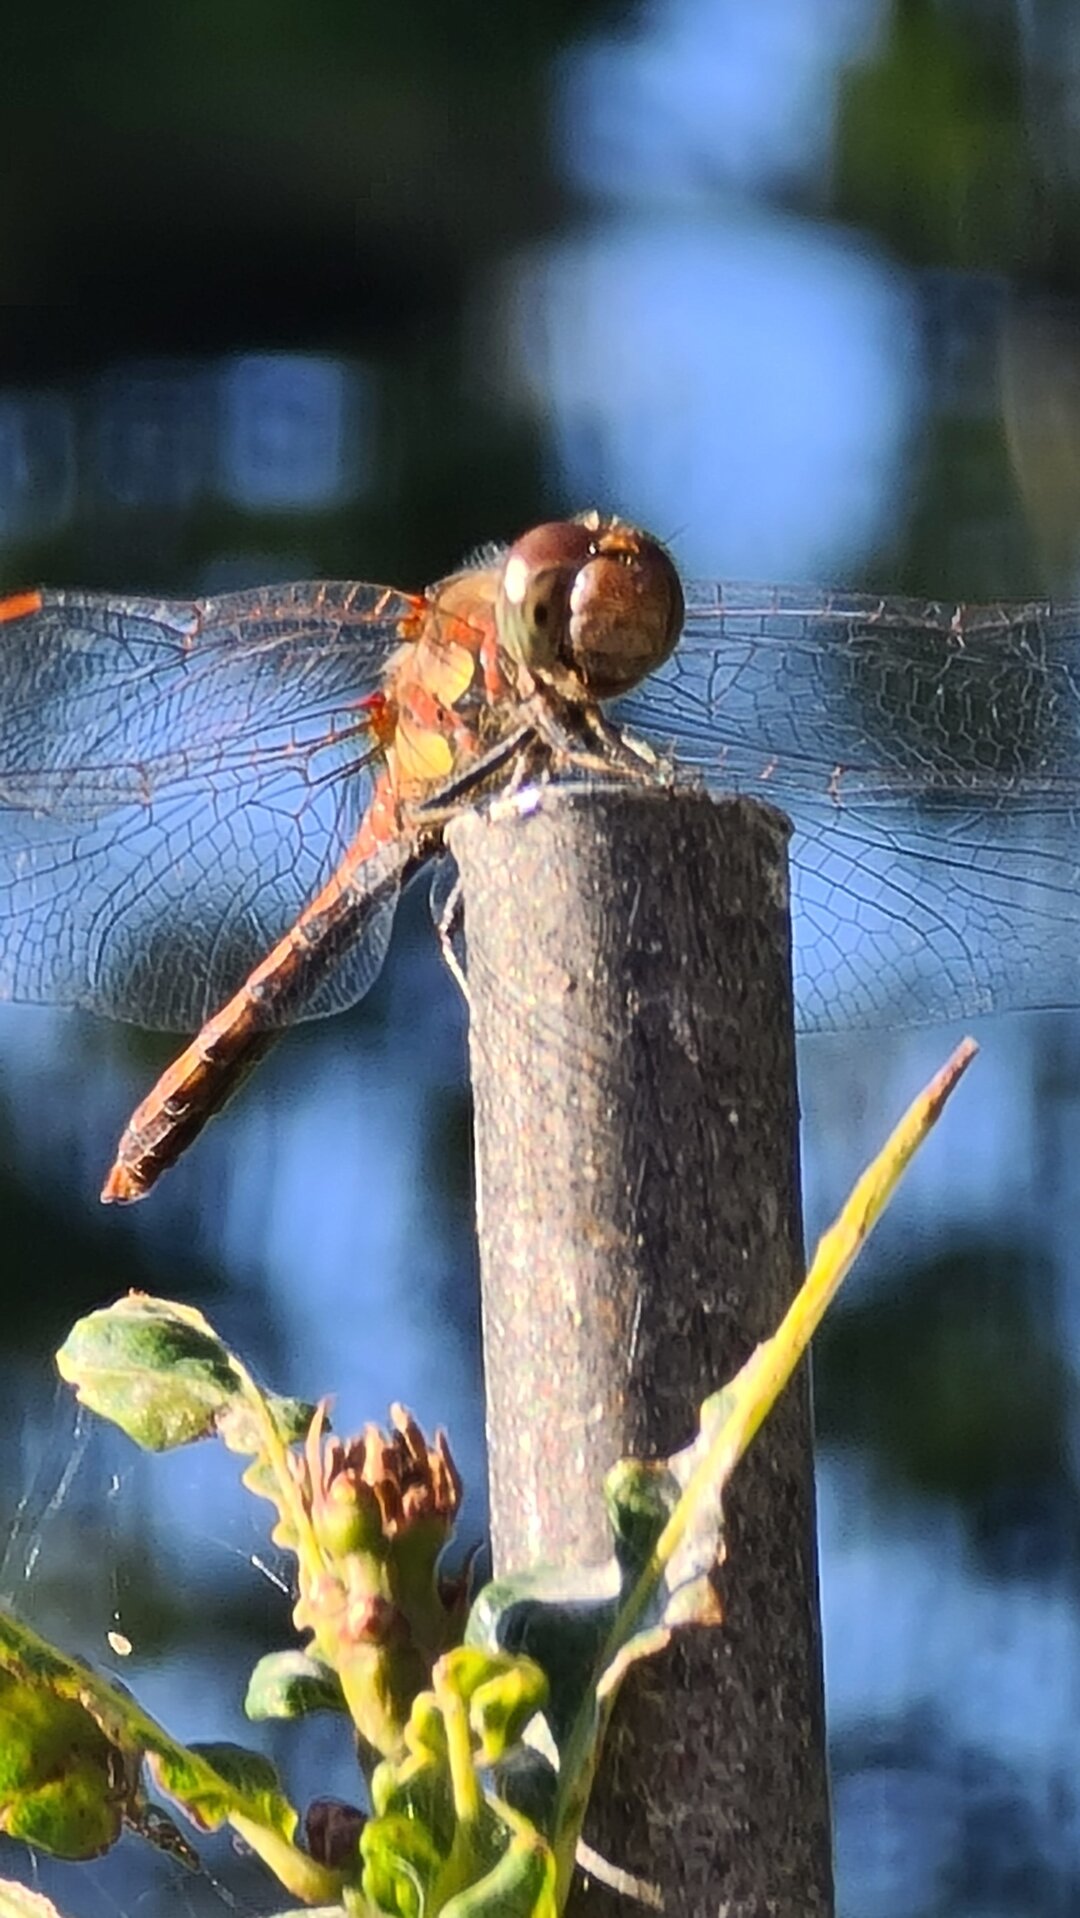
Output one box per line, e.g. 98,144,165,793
0,580,418,1028
615,583,1080,1029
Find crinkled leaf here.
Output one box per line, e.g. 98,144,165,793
364,1792,510,1918
245,1651,346,1722
0,1608,338,1905
395,1690,449,1770
487,1746,559,1837
595,1397,730,1705
150,1741,294,1838
436,1649,548,1767
150,1742,341,1904
55,1295,312,1458
371,1699,455,1857
465,1563,618,1755
602,1457,680,1574
56,1295,240,1450
464,1449,718,1763
361,1810,446,1918
440,1825,557,1918
367,1668,542,1917
0,1676,123,1860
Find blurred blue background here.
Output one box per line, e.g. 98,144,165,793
2,2,1080,1912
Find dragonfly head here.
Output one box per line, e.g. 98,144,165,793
495,511,684,704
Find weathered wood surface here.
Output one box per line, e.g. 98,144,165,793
449,784,834,1918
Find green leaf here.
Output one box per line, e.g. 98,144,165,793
0,1608,340,1906
0,1676,123,1860
55,1294,313,1470
365,1664,550,1916
484,1747,558,1837
465,1563,618,1755
602,1457,680,1572
245,1651,347,1722
150,1741,295,1839
150,1740,341,1904
370,1713,455,1855
465,1450,715,1767
361,1810,445,1918
437,1649,548,1767
440,1826,557,1918
593,1398,729,1711
56,1295,240,1450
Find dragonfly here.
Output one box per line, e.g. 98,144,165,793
1,507,1079,1202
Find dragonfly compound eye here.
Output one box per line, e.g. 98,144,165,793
497,515,684,703
566,520,685,701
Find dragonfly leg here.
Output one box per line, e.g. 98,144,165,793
581,708,671,781
411,720,540,824
536,704,674,785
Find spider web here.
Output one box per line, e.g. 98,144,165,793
0,903,486,1918
0,1398,304,1918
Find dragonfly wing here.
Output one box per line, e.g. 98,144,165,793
616,584,1080,1028
0,581,417,1028
775,785,1078,1029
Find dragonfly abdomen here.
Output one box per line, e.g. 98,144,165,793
101,821,422,1202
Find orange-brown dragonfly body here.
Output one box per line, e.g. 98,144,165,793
6,510,1080,1199
0,514,681,1198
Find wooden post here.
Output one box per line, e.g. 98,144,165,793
447,783,834,1917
